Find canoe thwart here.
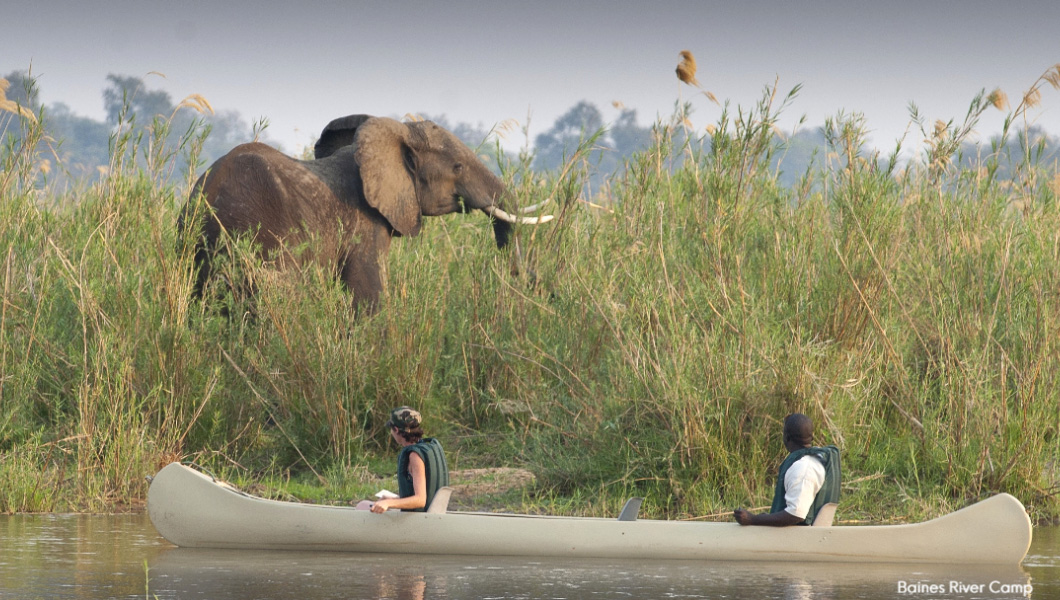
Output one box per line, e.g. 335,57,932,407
812,503,838,527
618,497,644,521
426,487,454,514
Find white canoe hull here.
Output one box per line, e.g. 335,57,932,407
146,463,1032,564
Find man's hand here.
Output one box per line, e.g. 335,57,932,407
733,508,753,526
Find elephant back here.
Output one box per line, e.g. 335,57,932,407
199,143,342,247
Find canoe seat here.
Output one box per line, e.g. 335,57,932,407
812,502,838,527
426,487,454,514
618,497,644,521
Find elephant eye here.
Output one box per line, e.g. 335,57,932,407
453,162,464,174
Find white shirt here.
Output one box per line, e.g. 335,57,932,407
782,455,826,519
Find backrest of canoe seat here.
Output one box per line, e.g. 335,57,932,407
617,497,644,521
426,487,453,514
812,502,838,527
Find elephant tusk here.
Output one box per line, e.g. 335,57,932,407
486,206,554,225
519,199,553,214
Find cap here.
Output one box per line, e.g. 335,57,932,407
385,406,421,431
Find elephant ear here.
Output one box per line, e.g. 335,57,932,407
314,114,374,159
354,118,422,237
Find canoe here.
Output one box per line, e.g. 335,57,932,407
146,462,1032,564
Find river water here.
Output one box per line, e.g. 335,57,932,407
0,513,1056,599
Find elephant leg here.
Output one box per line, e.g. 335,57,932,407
340,247,384,313
190,240,214,299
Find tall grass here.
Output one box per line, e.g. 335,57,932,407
1,70,1058,523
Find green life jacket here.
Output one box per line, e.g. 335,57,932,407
397,438,449,512
769,445,841,525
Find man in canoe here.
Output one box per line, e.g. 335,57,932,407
733,413,841,526
359,406,450,513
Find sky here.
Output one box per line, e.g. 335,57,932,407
4,1,1060,155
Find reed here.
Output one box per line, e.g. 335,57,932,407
0,72,1057,523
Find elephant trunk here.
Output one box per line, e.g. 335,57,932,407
470,170,552,250
492,218,512,249
460,160,553,249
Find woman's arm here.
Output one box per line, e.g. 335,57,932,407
371,453,427,513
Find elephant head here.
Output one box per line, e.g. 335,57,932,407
182,115,550,311
316,115,551,248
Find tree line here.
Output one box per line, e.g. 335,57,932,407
2,69,1056,192
1,71,260,187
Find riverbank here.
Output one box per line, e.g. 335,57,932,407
2,78,1059,523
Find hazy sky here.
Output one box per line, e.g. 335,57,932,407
4,1,1059,154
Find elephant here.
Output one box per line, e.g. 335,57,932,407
180,114,551,311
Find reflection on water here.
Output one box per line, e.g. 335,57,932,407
146,550,1036,600
1,514,161,599
0,513,1055,599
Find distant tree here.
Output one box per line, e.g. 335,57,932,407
772,127,828,187
101,74,269,175
1,69,40,112
533,101,605,171
103,74,175,126
610,108,652,158
959,124,1060,182
47,102,111,177
1,70,41,147
0,70,265,186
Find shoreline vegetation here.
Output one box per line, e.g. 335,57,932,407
2,66,1059,526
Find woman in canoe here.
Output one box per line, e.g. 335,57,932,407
358,406,450,513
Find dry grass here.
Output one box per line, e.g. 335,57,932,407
1007,63,1060,119
0,78,37,123
175,93,215,116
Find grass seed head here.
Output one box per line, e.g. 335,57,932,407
176,93,215,115
933,119,948,139
676,50,700,87
489,118,519,141
987,88,1009,111
1023,87,1042,109
1045,64,1060,90
0,77,38,123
